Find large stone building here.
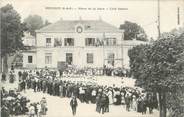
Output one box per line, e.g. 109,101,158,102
23,19,145,69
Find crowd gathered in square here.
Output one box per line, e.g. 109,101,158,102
1,67,158,116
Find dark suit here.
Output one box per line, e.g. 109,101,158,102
70,98,78,116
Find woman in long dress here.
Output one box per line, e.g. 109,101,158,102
37,103,41,117
107,89,113,105
132,95,137,111
29,104,35,117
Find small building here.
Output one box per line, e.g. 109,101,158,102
22,32,36,47
22,19,146,69
22,32,36,68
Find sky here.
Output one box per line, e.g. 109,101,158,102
1,0,184,39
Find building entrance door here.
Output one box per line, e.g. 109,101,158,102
66,53,73,65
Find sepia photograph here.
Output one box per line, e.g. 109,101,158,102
1,0,184,117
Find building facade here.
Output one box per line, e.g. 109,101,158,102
23,19,145,69
22,32,36,47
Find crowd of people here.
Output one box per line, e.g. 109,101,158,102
1,66,131,84
14,68,158,115
1,71,16,83
1,67,158,116
59,65,131,77
1,87,30,116
1,87,48,117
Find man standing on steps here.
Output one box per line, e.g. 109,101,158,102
70,96,78,116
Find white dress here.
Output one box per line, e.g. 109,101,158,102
37,104,41,114
132,98,137,111
107,91,113,104
29,106,35,115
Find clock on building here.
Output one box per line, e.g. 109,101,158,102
76,26,83,33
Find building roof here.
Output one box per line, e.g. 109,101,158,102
122,40,148,46
23,32,35,39
36,20,122,33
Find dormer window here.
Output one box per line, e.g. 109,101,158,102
76,26,83,33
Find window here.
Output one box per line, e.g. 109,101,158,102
66,53,73,65
106,38,116,46
96,38,104,46
85,38,95,46
45,53,52,64
54,38,62,47
64,38,74,46
107,53,115,66
76,26,83,33
28,56,33,63
46,38,51,47
87,53,93,64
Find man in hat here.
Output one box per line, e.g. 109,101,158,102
125,93,131,111
70,96,78,116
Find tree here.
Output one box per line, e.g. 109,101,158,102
128,30,184,117
1,4,26,73
120,21,148,41
166,33,184,117
44,19,51,27
23,15,44,36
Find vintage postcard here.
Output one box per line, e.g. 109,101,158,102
1,0,184,117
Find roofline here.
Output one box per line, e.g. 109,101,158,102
36,19,124,33
22,50,36,53
36,30,124,33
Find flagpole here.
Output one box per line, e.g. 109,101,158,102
177,7,180,25
103,32,105,67
157,0,161,39
121,32,124,68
